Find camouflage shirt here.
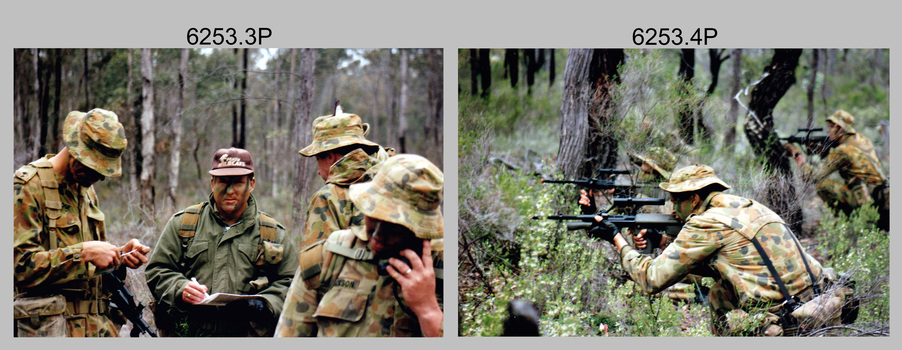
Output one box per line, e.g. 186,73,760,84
13,155,119,337
145,194,298,336
299,148,381,249
801,133,885,187
620,192,823,309
275,228,443,337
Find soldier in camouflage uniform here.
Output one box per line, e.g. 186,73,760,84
296,111,394,250
14,109,151,337
145,148,298,336
786,110,889,230
592,165,826,336
276,154,444,337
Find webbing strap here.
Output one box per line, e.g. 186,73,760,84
178,203,205,238
323,241,374,260
35,167,61,251
258,213,278,242
748,236,794,307
788,229,822,295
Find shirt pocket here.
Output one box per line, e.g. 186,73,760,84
313,286,370,323
86,206,105,241
52,212,82,247
185,241,209,269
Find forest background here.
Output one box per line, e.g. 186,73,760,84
458,48,889,336
12,48,443,335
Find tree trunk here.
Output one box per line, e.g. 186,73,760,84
239,48,248,149
806,49,819,128
38,50,51,157
557,49,624,179
126,49,138,192
270,52,282,198
168,49,189,211
14,51,26,165
32,49,42,160
469,49,479,96
548,49,556,87
398,49,409,153
524,49,536,94
478,49,491,98
140,48,156,224
426,49,443,151
744,49,803,232
724,49,742,147
82,49,90,111
821,49,835,115
706,49,728,95
292,48,316,231
505,49,519,88
677,49,695,145
51,49,63,151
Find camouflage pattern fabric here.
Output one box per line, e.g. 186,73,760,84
659,164,730,193
145,194,298,336
13,156,119,337
63,109,127,177
275,229,443,337
629,147,677,180
800,133,886,216
299,148,383,249
298,113,380,157
826,109,857,134
348,154,444,240
619,192,824,336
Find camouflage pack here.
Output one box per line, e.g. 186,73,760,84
63,108,127,177
348,154,443,239
298,113,380,157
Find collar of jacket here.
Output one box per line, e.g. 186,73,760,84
326,148,380,186
207,193,258,238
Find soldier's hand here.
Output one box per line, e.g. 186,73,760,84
119,239,150,269
578,189,592,206
82,241,121,269
182,279,209,305
632,228,648,250
387,240,443,336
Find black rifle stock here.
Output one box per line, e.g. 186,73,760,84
542,168,644,197
104,272,158,337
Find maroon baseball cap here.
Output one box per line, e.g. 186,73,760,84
209,148,254,176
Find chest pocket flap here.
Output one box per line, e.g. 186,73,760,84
186,241,208,259
313,287,370,323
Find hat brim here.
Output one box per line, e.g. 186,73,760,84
349,181,443,240
299,138,381,157
64,112,122,177
660,178,730,193
209,168,254,177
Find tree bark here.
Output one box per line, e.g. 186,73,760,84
168,49,189,211
51,49,63,151
469,49,479,96
38,50,51,157
548,49,556,87
724,49,742,147
524,49,536,94
557,49,624,179
744,49,803,232
821,49,835,115
32,49,42,160
706,49,728,95
82,49,90,111
140,48,156,224
398,49,409,153
806,49,819,128
426,49,443,150
126,49,138,192
292,48,316,231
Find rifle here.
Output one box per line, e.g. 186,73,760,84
542,168,647,198
535,197,682,254
780,127,835,158
104,272,158,337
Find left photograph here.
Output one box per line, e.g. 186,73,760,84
12,48,444,337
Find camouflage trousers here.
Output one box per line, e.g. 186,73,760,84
817,179,889,230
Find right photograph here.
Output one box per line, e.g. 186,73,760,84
457,49,889,337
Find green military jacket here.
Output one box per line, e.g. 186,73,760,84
13,155,119,337
146,194,298,336
275,228,443,337
620,192,823,309
299,148,382,249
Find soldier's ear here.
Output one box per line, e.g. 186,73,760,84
248,176,256,193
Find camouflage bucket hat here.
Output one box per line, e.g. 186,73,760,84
630,147,677,179
659,164,730,193
63,108,127,177
348,154,443,239
298,113,380,157
826,110,857,134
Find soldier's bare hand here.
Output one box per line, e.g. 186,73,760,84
386,240,443,337
633,228,648,250
119,239,150,269
578,190,592,206
182,279,209,305
82,241,121,269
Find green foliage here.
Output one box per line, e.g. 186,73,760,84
814,204,889,324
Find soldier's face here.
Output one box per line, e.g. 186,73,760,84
67,156,105,188
366,216,419,259
827,121,844,141
211,175,255,220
